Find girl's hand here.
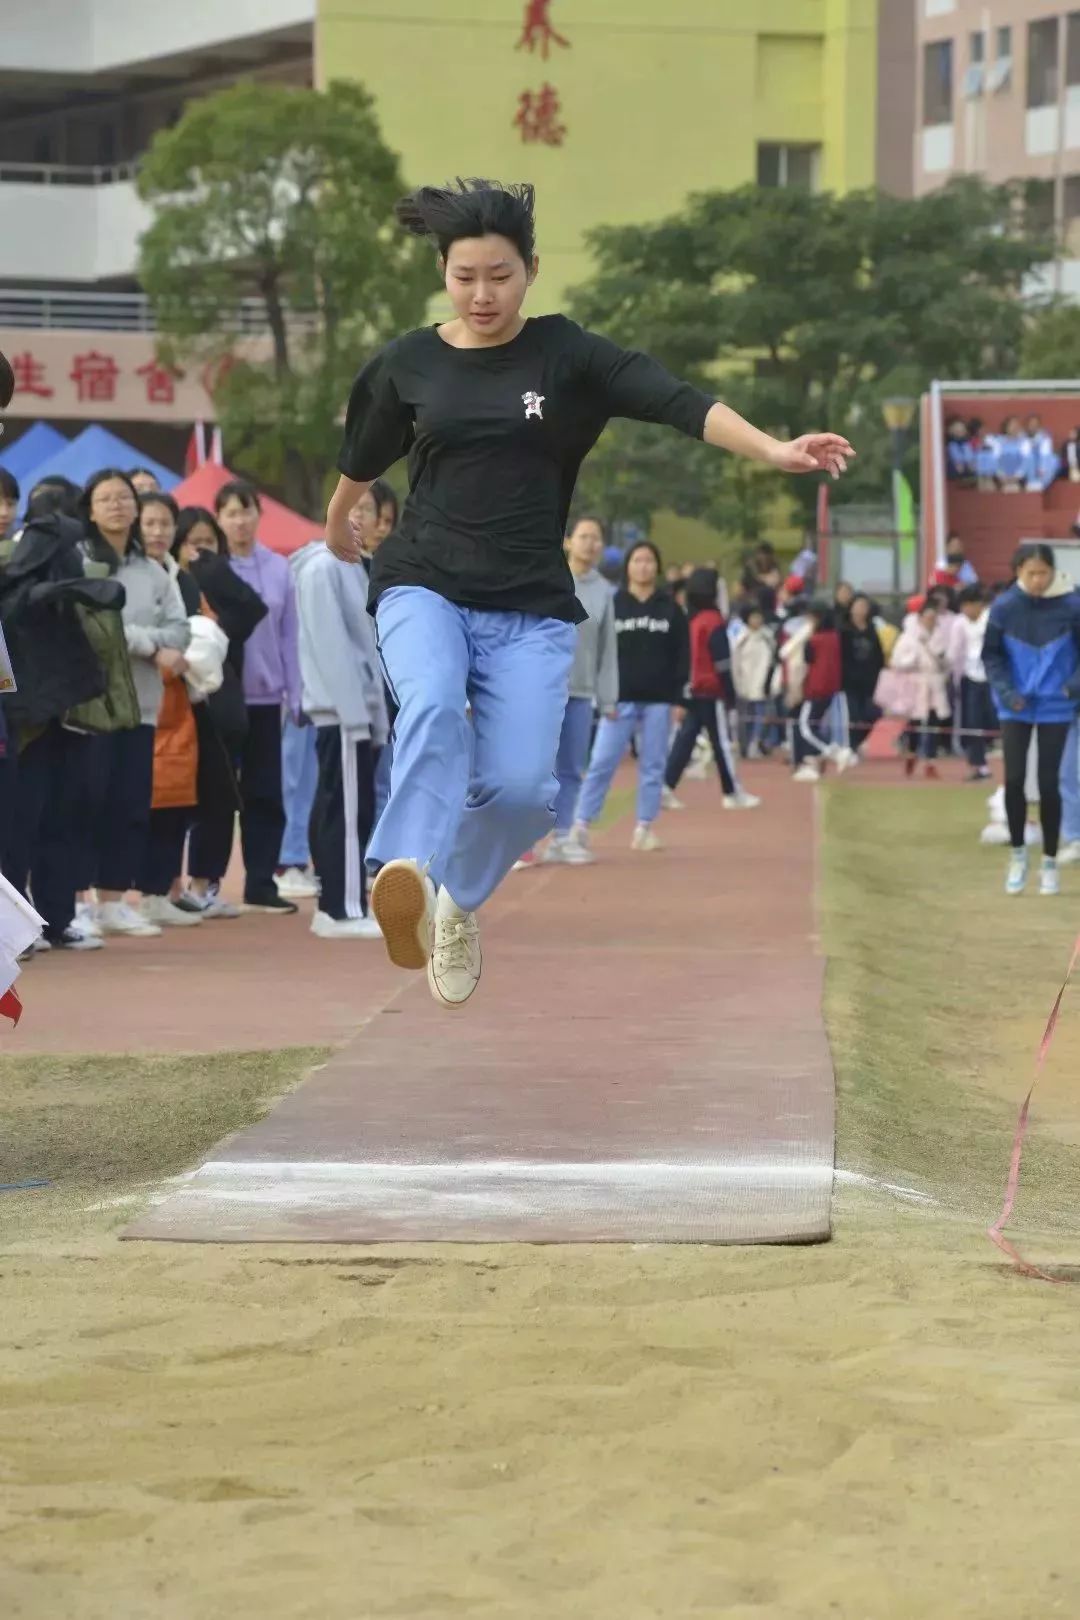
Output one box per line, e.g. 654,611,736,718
156,647,186,677
769,434,855,480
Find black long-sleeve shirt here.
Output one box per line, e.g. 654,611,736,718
338,315,714,622
613,588,690,704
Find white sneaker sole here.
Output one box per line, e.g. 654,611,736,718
370,861,432,971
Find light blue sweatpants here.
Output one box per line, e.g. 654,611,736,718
552,696,596,835
367,587,576,912
575,701,671,828
279,715,318,869
1060,719,1080,844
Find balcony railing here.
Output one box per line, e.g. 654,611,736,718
0,289,314,334
0,159,141,187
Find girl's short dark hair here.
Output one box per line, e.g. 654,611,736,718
956,583,985,607
1013,542,1055,571
175,505,226,559
0,467,19,501
26,474,80,520
139,490,179,523
622,539,663,582
395,178,536,265
369,477,399,524
566,513,607,539
808,600,835,629
214,478,261,515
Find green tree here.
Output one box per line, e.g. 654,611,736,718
567,178,1056,535
1019,302,1080,378
137,81,430,515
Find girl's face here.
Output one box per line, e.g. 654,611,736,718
442,234,536,344
375,502,397,547
348,490,378,550
920,607,938,631
567,520,603,569
90,477,137,542
140,500,176,562
835,583,854,607
184,520,220,560
626,546,659,590
0,488,16,538
218,496,259,555
1018,557,1055,596
850,598,871,628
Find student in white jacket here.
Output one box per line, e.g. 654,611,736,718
731,605,777,758
294,530,389,940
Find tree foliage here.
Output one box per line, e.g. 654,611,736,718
1018,301,1080,379
137,81,431,514
567,178,1056,535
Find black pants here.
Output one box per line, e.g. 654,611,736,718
140,807,191,897
902,711,947,760
189,704,283,898
960,678,996,769
665,698,737,795
1002,721,1069,857
83,725,156,893
310,726,375,919
845,690,879,751
4,722,91,939
793,699,832,766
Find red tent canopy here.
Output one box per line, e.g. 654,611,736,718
170,463,323,557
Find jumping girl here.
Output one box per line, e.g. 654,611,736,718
325,179,853,1009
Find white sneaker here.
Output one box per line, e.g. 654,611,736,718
74,901,103,938
562,829,595,865
1057,840,1080,866
140,895,203,928
723,790,762,810
1040,857,1061,898
746,741,763,761
661,786,685,811
1006,850,1028,896
370,859,436,971
631,823,662,852
540,838,568,864
980,823,1009,846
793,764,821,784
53,922,104,952
833,747,858,774
275,866,320,899
310,910,383,940
96,900,162,938
428,892,482,1010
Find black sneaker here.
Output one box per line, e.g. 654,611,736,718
242,889,299,915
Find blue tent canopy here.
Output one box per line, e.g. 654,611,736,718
15,423,179,515
0,421,68,485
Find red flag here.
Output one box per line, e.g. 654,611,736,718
0,987,23,1027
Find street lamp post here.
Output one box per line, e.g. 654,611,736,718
882,397,916,604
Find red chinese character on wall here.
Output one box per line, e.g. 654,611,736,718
136,359,179,406
514,83,567,146
517,0,570,59
10,352,54,398
70,350,119,403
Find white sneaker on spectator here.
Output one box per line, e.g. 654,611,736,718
1006,850,1028,896
19,936,52,960
141,895,203,928
428,890,482,1010
96,900,162,938
833,747,858,774
1057,840,1080,865
746,741,764,761
53,922,104,951
540,838,568,864
980,823,1009,846
310,910,383,940
370,859,436,971
1040,857,1061,897
276,866,320,899
661,786,685,811
631,823,662,852
74,901,103,938
563,826,595,865
793,764,821,784
723,790,762,810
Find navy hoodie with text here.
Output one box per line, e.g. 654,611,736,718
612,588,690,704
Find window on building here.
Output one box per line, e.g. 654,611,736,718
970,31,985,63
988,24,1013,91
1027,17,1060,108
997,25,1012,58
756,142,821,191
923,39,954,125
964,31,985,96
1067,12,1080,86
1025,177,1057,235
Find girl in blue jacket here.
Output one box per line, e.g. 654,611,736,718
983,544,1080,896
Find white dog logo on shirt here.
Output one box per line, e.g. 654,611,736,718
522,391,545,421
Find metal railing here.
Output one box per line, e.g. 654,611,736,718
0,159,140,187
0,289,309,334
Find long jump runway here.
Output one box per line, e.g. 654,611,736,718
126,774,835,1245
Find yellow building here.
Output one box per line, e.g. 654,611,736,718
315,0,893,312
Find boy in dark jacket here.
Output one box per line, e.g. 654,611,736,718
664,568,761,810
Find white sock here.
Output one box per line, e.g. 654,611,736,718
437,887,468,921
